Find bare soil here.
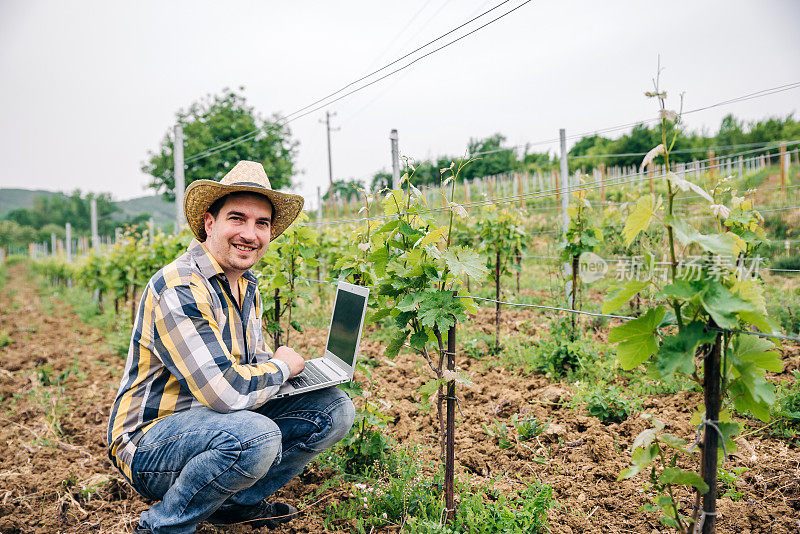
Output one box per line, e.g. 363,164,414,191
0,263,798,533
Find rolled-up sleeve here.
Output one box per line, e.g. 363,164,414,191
153,283,288,412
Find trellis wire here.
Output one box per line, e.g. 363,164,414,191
293,277,800,342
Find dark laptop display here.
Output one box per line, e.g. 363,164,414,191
326,291,367,367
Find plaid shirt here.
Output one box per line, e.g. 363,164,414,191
107,239,290,481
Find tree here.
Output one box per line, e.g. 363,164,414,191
142,88,298,201
370,171,392,191
324,178,363,202
5,191,116,235
463,134,517,180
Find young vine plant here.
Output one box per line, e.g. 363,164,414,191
605,69,782,534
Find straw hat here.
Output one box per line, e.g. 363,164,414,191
183,160,304,242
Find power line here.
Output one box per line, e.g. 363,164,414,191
184,0,525,164
462,83,800,158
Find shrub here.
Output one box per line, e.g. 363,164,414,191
531,317,594,377
771,253,800,271
767,287,800,335
512,414,547,441
771,371,800,440
583,384,637,424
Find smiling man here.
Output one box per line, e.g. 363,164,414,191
107,161,354,533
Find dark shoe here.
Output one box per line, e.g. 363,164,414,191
133,524,153,533
208,500,299,529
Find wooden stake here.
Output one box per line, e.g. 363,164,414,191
599,163,606,201
780,142,787,198
700,330,723,534
444,323,457,523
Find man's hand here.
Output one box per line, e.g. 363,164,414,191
273,346,305,377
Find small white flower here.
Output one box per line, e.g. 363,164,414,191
659,109,679,122
450,203,468,218
442,369,458,382
731,195,744,207
354,483,368,491
357,243,370,252
710,204,731,219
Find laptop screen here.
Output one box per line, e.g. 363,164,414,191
326,289,367,366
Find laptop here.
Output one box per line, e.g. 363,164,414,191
274,281,369,398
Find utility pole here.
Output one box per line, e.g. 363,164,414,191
320,111,339,191
174,124,185,234
390,129,400,189
90,197,99,249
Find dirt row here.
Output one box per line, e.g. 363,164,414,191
0,263,798,533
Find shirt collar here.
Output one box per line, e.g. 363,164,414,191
188,238,259,285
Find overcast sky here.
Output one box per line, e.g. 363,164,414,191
1,0,799,208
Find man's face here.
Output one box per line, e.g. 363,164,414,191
203,193,272,278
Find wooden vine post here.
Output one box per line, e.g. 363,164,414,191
444,321,457,522
779,142,787,199
494,250,501,348
273,288,282,348
700,328,723,534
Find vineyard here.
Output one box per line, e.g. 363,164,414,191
1,134,800,534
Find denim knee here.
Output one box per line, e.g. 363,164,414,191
315,390,355,450
222,413,282,482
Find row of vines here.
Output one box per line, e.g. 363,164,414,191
32,87,798,532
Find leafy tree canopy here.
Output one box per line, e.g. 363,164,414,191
142,88,298,201
324,178,364,201
5,190,116,234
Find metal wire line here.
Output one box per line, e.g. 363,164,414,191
458,83,800,158
184,0,528,163
304,144,793,227
294,277,800,342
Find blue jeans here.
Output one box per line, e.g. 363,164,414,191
129,387,354,533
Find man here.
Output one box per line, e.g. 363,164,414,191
107,161,355,533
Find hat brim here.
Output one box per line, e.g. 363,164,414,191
183,180,305,242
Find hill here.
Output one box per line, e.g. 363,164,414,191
112,195,175,228
0,188,174,228
0,188,59,218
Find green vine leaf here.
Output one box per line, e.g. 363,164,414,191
618,443,659,480
650,321,716,379
385,329,409,359
658,468,709,494
734,335,782,373
699,282,756,329
419,378,442,406
608,306,665,370
622,195,654,246
442,246,488,282
602,280,650,314
667,217,740,256
409,329,430,352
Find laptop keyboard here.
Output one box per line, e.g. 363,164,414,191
287,360,330,389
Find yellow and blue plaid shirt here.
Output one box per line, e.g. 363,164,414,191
107,239,290,481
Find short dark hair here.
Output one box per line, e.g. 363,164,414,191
206,192,273,219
